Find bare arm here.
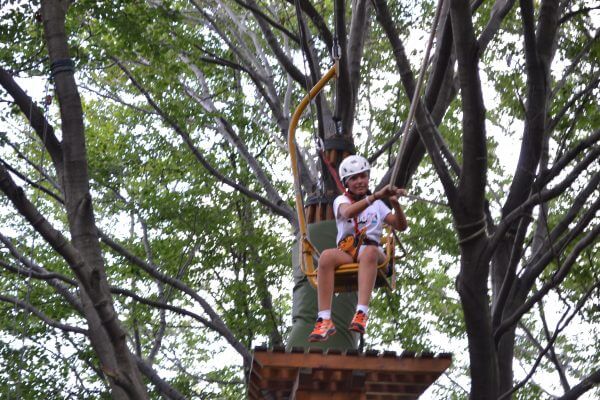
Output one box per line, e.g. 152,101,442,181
385,195,408,231
383,186,408,231
339,185,408,232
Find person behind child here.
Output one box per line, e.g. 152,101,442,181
308,155,408,342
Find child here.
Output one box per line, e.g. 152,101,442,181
309,155,408,342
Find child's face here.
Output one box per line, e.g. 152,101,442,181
346,172,369,195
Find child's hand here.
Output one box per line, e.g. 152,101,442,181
375,185,407,201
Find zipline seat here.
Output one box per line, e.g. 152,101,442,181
303,227,397,293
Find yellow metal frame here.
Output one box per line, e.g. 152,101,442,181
288,64,395,291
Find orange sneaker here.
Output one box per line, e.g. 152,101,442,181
308,318,336,342
349,311,368,334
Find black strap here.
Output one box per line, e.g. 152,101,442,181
363,238,381,247
50,58,75,78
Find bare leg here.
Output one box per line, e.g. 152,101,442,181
357,246,385,306
317,249,353,311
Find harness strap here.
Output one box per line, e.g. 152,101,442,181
344,191,363,235
363,238,381,246
318,147,346,194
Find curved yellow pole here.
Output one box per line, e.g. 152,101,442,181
288,64,338,275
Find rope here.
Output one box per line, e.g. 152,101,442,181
403,193,448,207
389,0,445,187
457,226,487,245
455,216,488,245
454,216,487,230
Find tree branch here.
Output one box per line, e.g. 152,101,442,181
0,67,63,174
488,153,600,259
232,0,300,45
0,232,83,313
495,223,600,342
372,0,457,203
284,0,333,49
477,0,517,55
499,279,600,399
523,172,600,281
450,0,488,214
556,368,600,400
134,356,188,400
97,231,253,365
244,0,307,86
0,157,63,203
547,73,600,134
519,322,571,391
542,130,600,186
180,57,291,209
558,5,600,24
551,29,599,99
522,192,600,287
0,293,87,335
112,57,296,226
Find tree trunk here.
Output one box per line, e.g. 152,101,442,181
457,238,499,399
41,0,148,398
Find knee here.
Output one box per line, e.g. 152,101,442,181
318,249,337,270
359,246,380,264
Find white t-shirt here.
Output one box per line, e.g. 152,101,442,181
333,194,392,244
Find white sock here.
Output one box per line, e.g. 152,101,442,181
318,310,331,320
356,304,369,315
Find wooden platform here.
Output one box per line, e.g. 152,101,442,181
248,346,452,399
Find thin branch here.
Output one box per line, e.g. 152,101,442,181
477,0,517,55
537,301,571,391
0,158,63,203
523,172,600,280
244,0,307,86
495,223,600,342
551,29,599,98
488,155,599,259
134,355,188,400
372,0,457,203
0,294,87,335
231,0,300,44
111,57,296,225
97,231,253,364
109,287,211,328
78,83,157,116
559,6,600,24
284,0,333,49
0,67,63,173
0,133,61,191
547,73,600,134
556,368,600,400
540,130,600,185
522,192,600,287
499,279,600,399
0,232,83,313
0,259,77,285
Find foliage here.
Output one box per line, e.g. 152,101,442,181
0,0,598,398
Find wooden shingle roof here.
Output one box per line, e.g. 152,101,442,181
248,346,452,399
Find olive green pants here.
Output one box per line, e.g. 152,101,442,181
287,221,359,350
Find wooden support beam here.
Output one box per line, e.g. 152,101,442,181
248,347,452,400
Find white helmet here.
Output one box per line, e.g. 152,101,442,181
339,155,370,184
